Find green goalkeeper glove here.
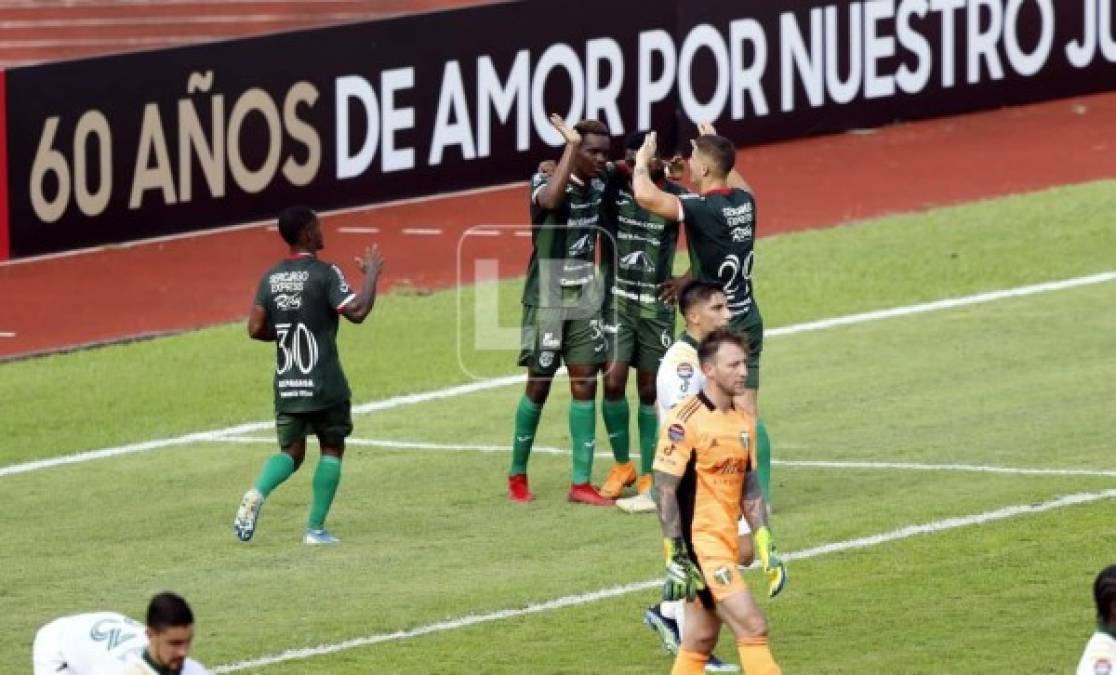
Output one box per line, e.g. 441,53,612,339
662,537,705,602
753,526,787,598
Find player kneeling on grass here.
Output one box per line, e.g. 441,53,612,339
1077,564,1116,674
654,330,786,674
234,206,384,545
33,591,207,674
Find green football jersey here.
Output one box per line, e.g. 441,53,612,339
521,171,608,308
600,172,685,317
253,254,354,413
679,187,760,319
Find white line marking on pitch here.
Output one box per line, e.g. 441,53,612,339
338,227,379,234
214,437,1116,479
211,487,1116,672
514,231,533,237
402,228,442,236
468,229,501,236
0,331,15,338
3,270,1112,480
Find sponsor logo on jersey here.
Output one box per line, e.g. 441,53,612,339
711,457,748,475
538,351,555,368
331,265,351,293
568,234,593,256
1094,658,1112,675
541,332,561,349
724,203,754,227
713,566,733,586
677,362,693,379
275,293,302,310
620,250,655,272
731,225,753,242
668,423,686,442
270,270,308,293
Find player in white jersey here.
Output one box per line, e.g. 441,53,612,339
615,281,748,672
33,592,207,675
1078,564,1116,675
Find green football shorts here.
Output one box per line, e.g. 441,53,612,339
606,306,676,373
729,309,764,390
517,305,606,376
276,400,353,449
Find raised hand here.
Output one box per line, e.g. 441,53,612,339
549,113,581,145
356,243,384,277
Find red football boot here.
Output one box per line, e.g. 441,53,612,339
567,482,615,506
507,474,535,502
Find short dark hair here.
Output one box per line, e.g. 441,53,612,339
574,119,610,141
146,592,194,632
697,328,749,365
624,130,650,152
693,135,735,176
679,280,724,317
1094,564,1116,623
277,206,318,246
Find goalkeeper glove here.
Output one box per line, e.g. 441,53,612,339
662,537,705,602
753,526,787,598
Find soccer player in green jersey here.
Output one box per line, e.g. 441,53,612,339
632,125,774,505
508,114,614,506
234,206,384,544
596,131,688,500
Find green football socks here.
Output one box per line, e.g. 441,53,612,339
509,396,544,476
254,452,296,497
601,398,631,464
569,399,596,484
638,404,658,475
757,419,772,504
308,455,342,530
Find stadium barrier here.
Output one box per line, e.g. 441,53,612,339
2,0,1114,260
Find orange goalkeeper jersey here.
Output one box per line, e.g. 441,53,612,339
653,391,757,555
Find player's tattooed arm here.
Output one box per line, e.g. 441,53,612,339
534,114,580,211
740,471,770,533
654,471,685,538
247,304,275,341
342,244,385,324
633,131,683,221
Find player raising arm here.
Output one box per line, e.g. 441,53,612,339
234,206,384,545
633,126,775,509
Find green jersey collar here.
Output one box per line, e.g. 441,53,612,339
142,649,180,675
679,332,700,351
1100,621,1116,640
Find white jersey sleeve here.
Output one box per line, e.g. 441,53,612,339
1076,631,1116,675
656,341,703,421
33,612,147,675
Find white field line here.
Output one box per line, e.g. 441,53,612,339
337,226,379,234
215,436,1116,479
0,331,15,338
401,227,442,235
2,271,1113,480
764,271,1116,338
212,486,1116,672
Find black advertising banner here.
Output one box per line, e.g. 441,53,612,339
3,0,675,258
673,0,1116,144
4,0,1116,258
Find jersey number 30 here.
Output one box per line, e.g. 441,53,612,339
275,323,319,375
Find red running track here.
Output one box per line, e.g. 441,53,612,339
2,92,1116,358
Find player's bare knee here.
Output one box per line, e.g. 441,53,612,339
680,626,719,654
637,382,657,406
524,377,552,405
734,609,768,638
283,442,307,470
568,376,597,401
737,538,755,567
